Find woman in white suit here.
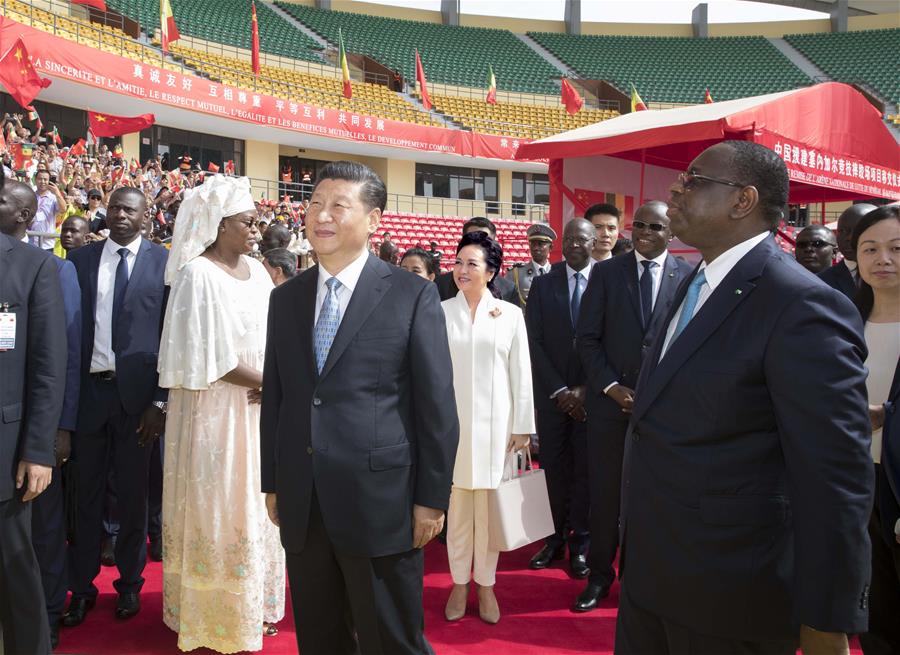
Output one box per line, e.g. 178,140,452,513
442,230,535,624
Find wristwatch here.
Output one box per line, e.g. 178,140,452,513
152,401,168,413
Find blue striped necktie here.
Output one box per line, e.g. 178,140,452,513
314,277,342,373
669,269,707,344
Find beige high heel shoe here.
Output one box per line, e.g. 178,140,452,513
477,585,500,624
444,583,469,621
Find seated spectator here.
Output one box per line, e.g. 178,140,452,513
400,246,438,281
794,224,838,274
262,248,298,286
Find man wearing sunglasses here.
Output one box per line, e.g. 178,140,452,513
574,200,692,613
615,141,872,655
793,224,838,274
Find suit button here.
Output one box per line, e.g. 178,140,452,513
307,446,313,455
312,397,322,406
632,433,640,441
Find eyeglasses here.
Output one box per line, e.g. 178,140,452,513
795,239,836,250
563,236,595,246
228,217,260,230
632,220,666,232
678,170,746,190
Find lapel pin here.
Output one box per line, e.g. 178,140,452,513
668,272,675,277
735,289,743,295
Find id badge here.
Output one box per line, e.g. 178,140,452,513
0,305,16,351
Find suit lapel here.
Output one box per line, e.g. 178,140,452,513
621,252,643,327
650,254,682,325
123,239,151,306
0,235,12,301
631,240,773,423
85,241,104,328
318,255,392,381
552,265,572,330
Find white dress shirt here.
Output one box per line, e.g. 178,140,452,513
635,250,669,312
531,260,551,276
90,235,143,373
843,259,859,284
314,248,370,327
550,259,595,398
660,231,769,359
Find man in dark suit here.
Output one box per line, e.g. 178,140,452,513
63,187,169,626
435,216,520,306
819,202,877,299
0,181,81,648
0,230,67,654
616,141,872,654
575,201,692,613
261,161,459,655
525,218,596,580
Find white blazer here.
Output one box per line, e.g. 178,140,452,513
442,290,535,490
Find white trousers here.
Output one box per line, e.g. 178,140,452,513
446,486,499,586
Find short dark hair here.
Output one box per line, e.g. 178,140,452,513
850,204,899,321
263,248,298,279
723,140,789,229
611,237,633,256
462,216,497,238
456,230,504,299
400,247,438,276
314,160,387,212
584,203,620,221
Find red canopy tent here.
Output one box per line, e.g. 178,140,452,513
516,83,900,259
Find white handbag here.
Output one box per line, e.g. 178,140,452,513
487,449,555,552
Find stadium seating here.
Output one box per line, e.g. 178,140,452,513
527,32,812,103
275,2,561,95
373,213,533,271
784,28,900,105
165,43,440,126
104,0,326,62
431,93,617,140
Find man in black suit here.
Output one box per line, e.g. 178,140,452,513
261,161,459,655
0,230,67,654
63,187,169,626
525,218,596,579
0,181,82,649
575,201,691,612
616,141,872,654
435,216,520,306
819,202,877,298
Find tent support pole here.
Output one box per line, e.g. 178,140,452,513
639,148,646,206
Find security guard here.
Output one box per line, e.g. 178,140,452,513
506,222,557,305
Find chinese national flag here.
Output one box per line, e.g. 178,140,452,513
71,0,107,10
704,88,714,104
415,49,431,110
251,2,261,78
69,138,86,157
89,111,155,137
160,0,180,53
207,162,220,173
560,78,584,115
0,39,52,109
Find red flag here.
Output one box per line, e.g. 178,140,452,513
69,138,86,157
0,39,52,109
9,142,33,171
207,162,220,173
224,160,235,175
415,49,431,111
560,78,583,115
156,209,167,226
71,0,107,10
88,111,155,137
704,88,714,104
110,165,124,186
160,0,180,53
251,2,261,78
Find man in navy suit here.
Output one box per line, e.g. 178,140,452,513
819,203,877,299
575,201,692,612
616,141,872,654
525,218,596,580
0,181,81,648
63,187,169,626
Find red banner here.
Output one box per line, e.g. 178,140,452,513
0,17,539,162
757,131,900,200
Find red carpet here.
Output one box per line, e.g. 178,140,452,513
56,542,860,655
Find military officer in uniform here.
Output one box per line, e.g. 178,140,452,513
507,223,557,306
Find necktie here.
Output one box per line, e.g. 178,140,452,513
669,269,707,345
111,247,129,352
639,260,656,328
314,277,342,373
570,271,583,326
537,266,545,276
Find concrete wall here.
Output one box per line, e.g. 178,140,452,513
121,132,140,162
246,140,280,197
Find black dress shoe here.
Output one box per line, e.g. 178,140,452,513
148,537,163,562
101,536,116,567
572,582,610,613
115,592,141,619
62,596,95,627
569,553,590,579
529,543,565,570
50,622,60,649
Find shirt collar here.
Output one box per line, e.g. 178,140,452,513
104,234,143,257
699,232,769,292
318,248,370,295
844,259,858,272
531,260,550,272
635,250,669,267
566,259,595,279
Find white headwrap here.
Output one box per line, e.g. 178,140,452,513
164,174,257,284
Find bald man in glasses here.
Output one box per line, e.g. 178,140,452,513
794,225,838,274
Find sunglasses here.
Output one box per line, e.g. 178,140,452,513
632,220,666,232
795,239,836,250
678,170,746,190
